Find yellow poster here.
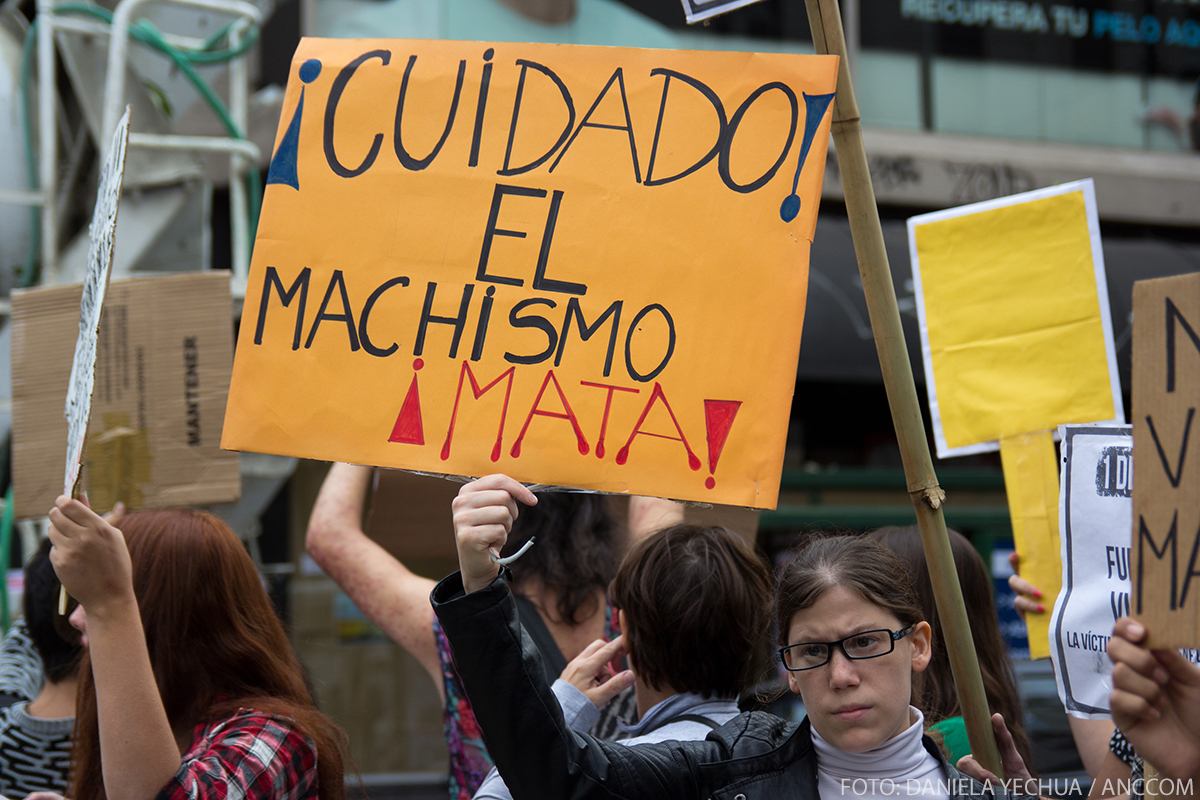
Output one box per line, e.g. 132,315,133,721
222,39,839,509
908,180,1122,458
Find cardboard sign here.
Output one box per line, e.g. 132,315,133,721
1051,424,1133,718
65,108,130,495
1132,272,1200,648
222,39,840,509
12,272,241,519
908,180,1124,658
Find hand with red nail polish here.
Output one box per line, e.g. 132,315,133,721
1007,552,1048,621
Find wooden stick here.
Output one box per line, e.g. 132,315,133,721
801,0,1003,776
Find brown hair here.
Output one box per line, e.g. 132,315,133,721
69,509,347,800
609,525,771,698
773,534,924,649
869,525,1033,772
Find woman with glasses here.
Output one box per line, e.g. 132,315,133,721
434,474,1033,800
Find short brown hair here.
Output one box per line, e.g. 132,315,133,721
609,525,771,699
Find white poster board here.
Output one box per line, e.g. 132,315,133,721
1050,424,1132,718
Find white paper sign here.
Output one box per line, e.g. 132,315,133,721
1051,424,1132,715
1051,424,1132,718
64,107,130,494
679,0,768,24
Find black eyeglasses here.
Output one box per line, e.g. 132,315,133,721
776,627,914,672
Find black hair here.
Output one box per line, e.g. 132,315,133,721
25,538,83,683
501,492,619,625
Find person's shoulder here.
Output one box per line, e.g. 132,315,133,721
161,709,319,800
195,708,317,766
710,711,805,757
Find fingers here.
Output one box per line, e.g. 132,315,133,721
103,501,127,525
50,495,101,531
587,669,635,707
1109,621,1168,723
1109,622,1169,686
1013,596,1044,616
1111,682,1162,723
990,713,1033,782
991,713,1016,752
956,755,999,787
1154,647,1200,686
1008,551,1021,575
576,636,627,671
1008,574,1045,615
464,474,538,509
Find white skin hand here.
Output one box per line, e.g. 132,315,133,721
452,474,539,594
559,636,635,708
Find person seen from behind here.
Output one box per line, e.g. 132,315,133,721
472,523,773,800
48,498,348,800
0,538,82,795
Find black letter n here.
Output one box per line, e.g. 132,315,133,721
255,267,311,351
1167,298,1200,393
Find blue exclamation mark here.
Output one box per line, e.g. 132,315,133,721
780,92,836,222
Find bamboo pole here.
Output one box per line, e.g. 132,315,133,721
802,0,1004,777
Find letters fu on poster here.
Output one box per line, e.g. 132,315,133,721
221,39,840,508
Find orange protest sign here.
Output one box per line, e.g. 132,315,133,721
222,39,839,508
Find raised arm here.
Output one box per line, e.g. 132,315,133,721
49,496,181,800
305,463,440,692
441,475,712,800
626,496,683,548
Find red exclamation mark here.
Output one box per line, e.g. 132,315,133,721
389,359,426,445
702,400,741,489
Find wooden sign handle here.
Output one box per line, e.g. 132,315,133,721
801,0,1003,777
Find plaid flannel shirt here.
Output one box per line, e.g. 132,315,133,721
155,708,318,800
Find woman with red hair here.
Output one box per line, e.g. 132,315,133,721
48,496,347,800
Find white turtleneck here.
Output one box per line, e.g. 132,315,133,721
812,707,950,800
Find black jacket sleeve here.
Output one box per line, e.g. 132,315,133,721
431,571,720,800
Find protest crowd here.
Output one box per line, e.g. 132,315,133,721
2,0,1200,797
0,465,1182,800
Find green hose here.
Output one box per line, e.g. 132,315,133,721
0,486,15,633
18,3,264,283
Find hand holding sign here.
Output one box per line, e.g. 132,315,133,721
1108,617,1200,782
48,494,134,615
451,474,538,593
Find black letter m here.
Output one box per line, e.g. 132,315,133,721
255,267,311,351
1137,511,1179,613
